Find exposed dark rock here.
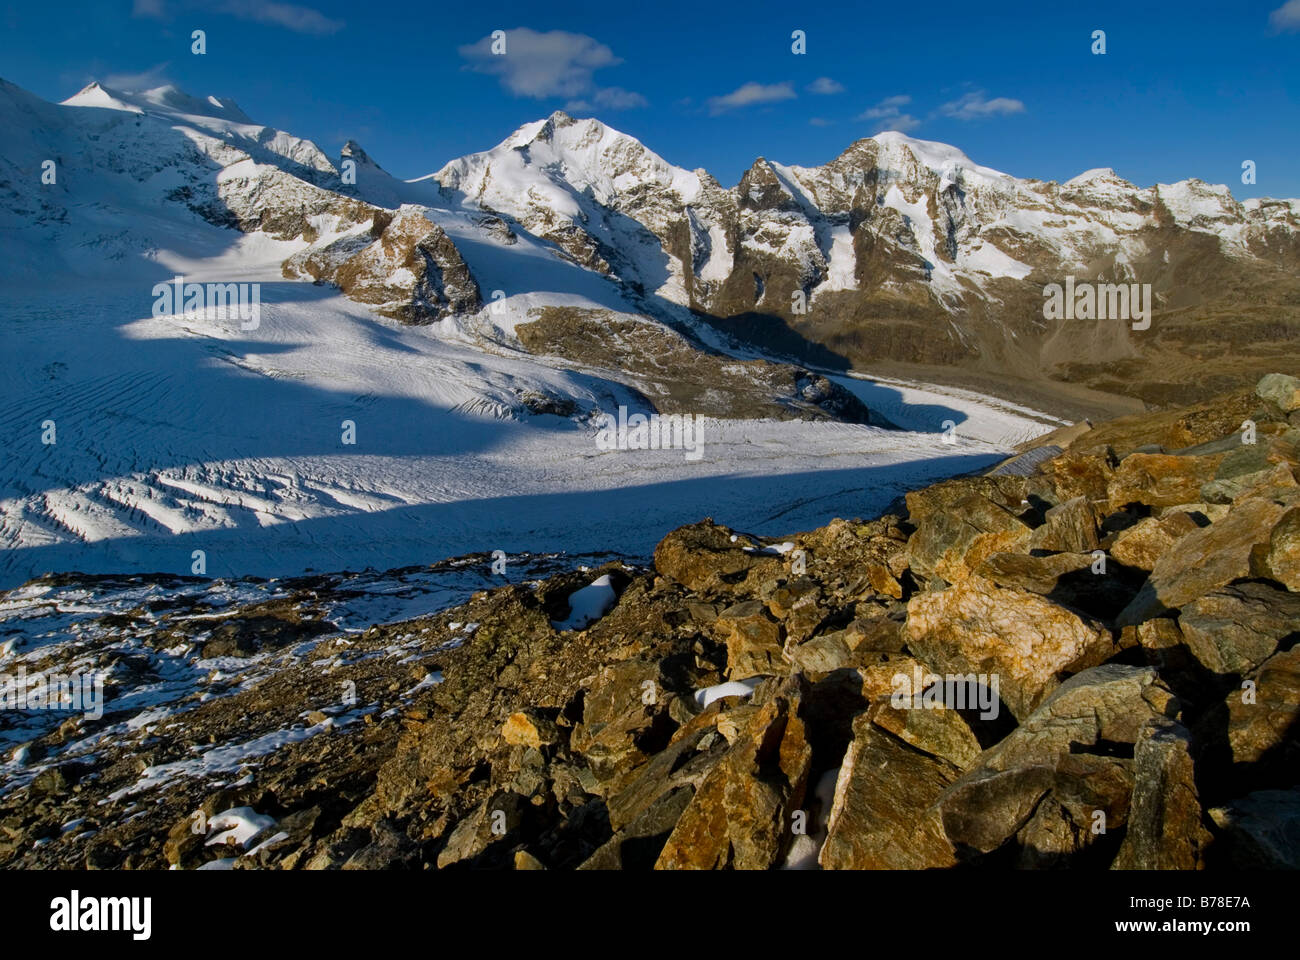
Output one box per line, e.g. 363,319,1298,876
4,374,1298,871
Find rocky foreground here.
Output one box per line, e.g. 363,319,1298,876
3,375,1300,870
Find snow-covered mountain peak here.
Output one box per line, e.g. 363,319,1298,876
5,72,1298,417
341,139,381,168
63,81,252,124
1066,167,1123,185
869,130,1012,186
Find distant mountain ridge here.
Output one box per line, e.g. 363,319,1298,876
3,77,1298,406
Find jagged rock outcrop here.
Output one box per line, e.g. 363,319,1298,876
284,205,481,323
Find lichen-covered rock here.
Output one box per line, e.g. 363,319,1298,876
1256,373,1300,413
653,520,784,599
903,575,1116,721
1119,493,1295,624
905,492,1032,585
818,712,962,870
930,665,1177,866
1265,507,1300,590
1177,582,1300,677
1109,511,1201,571
1107,453,1223,511
711,600,787,680
1029,496,1101,554
655,678,811,869
1224,646,1300,778
1112,719,1211,870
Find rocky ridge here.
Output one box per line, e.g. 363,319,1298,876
431,112,1300,405
3,373,1298,870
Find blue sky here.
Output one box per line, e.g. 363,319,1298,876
3,0,1299,196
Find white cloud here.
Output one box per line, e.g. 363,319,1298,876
939,91,1025,120
1270,0,1300,30
460,28,628,100
807,77,844,95
223,1,342,34
858,94,911,119
857,95,920,132
592,86,648,109
809,117,833,127
102,62,172,91
707,82,796,115
564,88,649,113
132,0,343,34
877,114,921,132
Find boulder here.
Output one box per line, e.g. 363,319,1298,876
905,492,1034,586
1029,496,1101,554
1210,429,1299,479
1208,789,1300,869
1119,495,1293,624
655,678,811,869
1224,646,1300,777
1202,462,1297,505
1265,507,1300,590
866,698,982,770
903,575,1116,721
1107,453,1223,511
435,791,527,869
1177,582,1300,677
975,551,1095,595
1112,719,1211,869
1043,451,1113,504
570,660,664,780
1109,512,1200,571
930,665,1178,865
818,713,962,870
711,600,787,680
501,710,561,750
973,550,1142,621
1256,373,1300,413
653,521,784,599
785,631,853,675
766,578,831,645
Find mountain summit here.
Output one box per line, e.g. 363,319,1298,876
4,77,1298,406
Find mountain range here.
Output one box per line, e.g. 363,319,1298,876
5,77,1298,413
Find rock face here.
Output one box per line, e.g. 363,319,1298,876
2,375,1298,871
284,206,482,323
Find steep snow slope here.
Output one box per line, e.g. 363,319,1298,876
0,272,1058,587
